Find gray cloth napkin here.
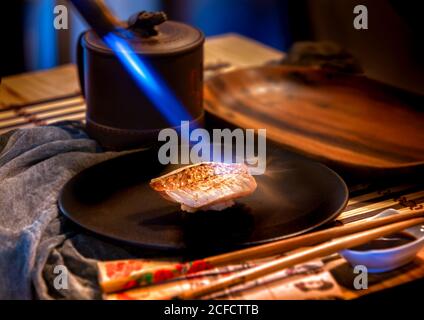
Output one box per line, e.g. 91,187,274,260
0,121,145,299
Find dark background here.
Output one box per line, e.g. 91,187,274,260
1,0,423,94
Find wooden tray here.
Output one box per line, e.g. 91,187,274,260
204,66,424,170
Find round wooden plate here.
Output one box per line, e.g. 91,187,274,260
59,146,348,253
204,66,424,170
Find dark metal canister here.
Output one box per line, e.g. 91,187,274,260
78,20,204,150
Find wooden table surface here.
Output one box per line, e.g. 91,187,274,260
0,33,423,300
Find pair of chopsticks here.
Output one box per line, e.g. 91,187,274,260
100,209,424,295
173,209,424,299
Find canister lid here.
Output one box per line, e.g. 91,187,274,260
83,21,204,56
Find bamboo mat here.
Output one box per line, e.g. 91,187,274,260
0,33,423,299
331,184,424,299
0,94,85,133
0,34,283,134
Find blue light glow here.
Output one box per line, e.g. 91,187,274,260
103,32,193,127
24,0,57,70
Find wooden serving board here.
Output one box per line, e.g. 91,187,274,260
204,66,424,170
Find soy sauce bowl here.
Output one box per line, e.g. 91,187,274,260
340,209,424,273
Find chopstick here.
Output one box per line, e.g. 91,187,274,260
175,216,424,300
207,208,424,265
100,208,424,293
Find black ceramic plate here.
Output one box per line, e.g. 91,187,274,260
59,145,348,252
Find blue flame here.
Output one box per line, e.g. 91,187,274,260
103,32,193,127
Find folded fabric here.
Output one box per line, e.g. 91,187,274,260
0,121,131,299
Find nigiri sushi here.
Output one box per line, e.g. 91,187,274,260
150,162,257,212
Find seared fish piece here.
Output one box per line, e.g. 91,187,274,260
150,162,257,212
